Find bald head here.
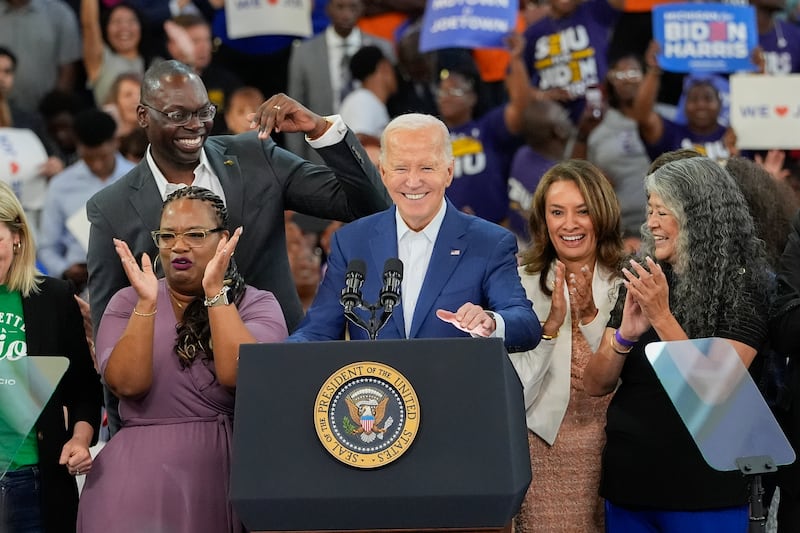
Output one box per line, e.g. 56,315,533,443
141,60,201,103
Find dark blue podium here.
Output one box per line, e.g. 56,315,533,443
231,338,530,533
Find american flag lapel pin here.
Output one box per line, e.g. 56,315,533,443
450,249,460,256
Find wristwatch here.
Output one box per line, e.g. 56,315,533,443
204,286,230,307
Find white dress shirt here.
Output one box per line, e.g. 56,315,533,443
325,26,363,112
394,200,504,338
396,202,443,337
147,146,226,204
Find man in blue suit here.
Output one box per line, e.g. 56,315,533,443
290,113,540,353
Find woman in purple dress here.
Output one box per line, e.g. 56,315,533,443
77,187,288,533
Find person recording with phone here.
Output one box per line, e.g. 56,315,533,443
287,113,540,351
572,53,651,252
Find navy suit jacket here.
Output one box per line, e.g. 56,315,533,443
290,201,541,353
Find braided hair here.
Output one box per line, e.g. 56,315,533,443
161,186,246,368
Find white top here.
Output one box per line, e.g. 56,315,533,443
340,88,390,138
325,26,363,112
508,262,621,445
147,146,226,204
396,200,445,337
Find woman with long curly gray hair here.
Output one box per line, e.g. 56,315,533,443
584,156,772,532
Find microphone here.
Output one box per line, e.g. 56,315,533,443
379,258,403,313
340,259,366,314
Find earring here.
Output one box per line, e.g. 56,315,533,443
152,252,162,275
12,242,21,254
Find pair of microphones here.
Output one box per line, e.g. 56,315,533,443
340,258,403,339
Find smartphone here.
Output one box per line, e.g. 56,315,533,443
585,86,603,119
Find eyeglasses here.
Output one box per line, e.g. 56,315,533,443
151,227,224,248
436,87,470,98
141,103,216,126
608,69,643,82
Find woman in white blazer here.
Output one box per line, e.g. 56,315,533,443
510,160,626,532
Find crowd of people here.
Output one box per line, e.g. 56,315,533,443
2,0,800,531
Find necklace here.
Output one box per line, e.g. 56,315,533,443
167,287,192,309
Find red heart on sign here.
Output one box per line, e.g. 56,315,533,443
9,161,19,175
775,106,789,117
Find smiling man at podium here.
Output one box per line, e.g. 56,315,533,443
288,113,540,352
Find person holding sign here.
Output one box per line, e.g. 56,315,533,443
574,53,650,249
752,0,800,75
633,42,737,161
584,157,771,532
523,0,624,124
0,180,102,533
437,34,528,225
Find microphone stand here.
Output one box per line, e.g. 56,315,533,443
344,300,393,340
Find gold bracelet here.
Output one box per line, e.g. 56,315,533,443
541,330,559,341
609,334,633,355
307,117,332,141
133,307,157,317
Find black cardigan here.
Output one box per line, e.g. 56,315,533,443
21,277,102,533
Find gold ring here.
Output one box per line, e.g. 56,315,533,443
273,105,281,110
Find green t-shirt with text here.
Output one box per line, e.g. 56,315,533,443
0,285,37,470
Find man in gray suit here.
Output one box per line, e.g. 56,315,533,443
87,60,390,434
285,0,394,164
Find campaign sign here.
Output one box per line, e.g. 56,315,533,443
0,128,47,203
419,0,517,53
225,0,312,40
729,74,800,149
653,3,757,73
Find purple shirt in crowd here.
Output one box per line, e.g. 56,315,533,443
446,108,523,224
760,20,800,74
523,0,620,122
507,147,558,241
645,119,729,162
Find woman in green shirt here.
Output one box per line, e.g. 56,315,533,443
0,180,102,533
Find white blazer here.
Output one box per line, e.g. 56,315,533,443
508,262,621,445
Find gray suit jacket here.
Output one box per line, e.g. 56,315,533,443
87,129,390,335
285,30,395,163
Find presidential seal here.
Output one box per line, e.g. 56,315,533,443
314,361,420,468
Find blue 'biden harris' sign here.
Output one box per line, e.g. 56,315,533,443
652,3,757,73
419,0,517,53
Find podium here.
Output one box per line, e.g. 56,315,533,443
231,338,531,532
